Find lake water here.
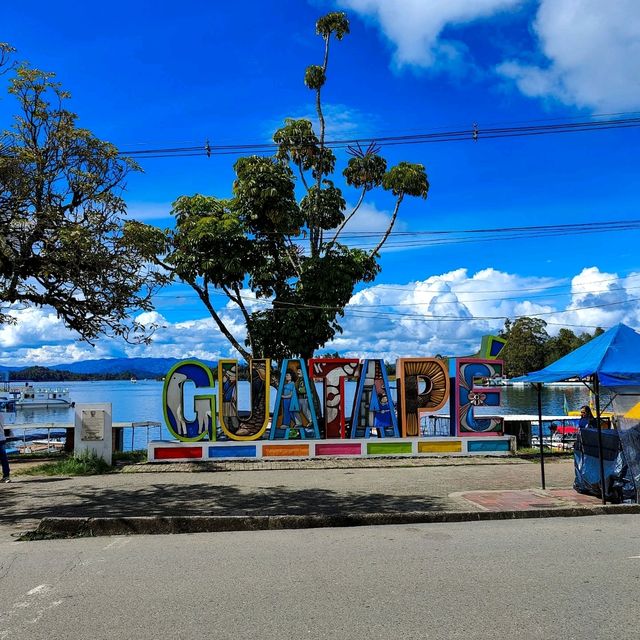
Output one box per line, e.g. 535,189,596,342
7,380,596,451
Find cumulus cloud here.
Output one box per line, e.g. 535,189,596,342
332,268,556,359
337,0,640,110
336,0,522,70
0,308,75,350
552,267,640,329
497,0,640,110
325,266,640,360
2,267,640,366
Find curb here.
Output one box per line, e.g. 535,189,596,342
32,504,640,539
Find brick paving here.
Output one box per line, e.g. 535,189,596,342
456,488,602,512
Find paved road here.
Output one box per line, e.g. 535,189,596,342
1,514,638,639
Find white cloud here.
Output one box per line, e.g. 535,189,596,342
335,201,407,237
336,0,522,70
0,308,74,349
497,0,640,110
271,102,379,140
328,267,640,360
2,267,640,366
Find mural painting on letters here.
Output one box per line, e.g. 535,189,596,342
309,358,360,439
270,359,320,440
350,359,399,438
396,358,450,437
163,360,216,441
218,359,271,440
453,358,503,436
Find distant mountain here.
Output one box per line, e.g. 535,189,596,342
0,357,218,379
47,357,216,378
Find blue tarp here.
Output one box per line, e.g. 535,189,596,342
511,323,640,387
574,428,636,502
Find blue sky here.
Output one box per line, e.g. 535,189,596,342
1,0,640,365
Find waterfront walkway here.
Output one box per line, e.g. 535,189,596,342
1,456,636,540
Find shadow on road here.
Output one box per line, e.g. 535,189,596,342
0,482,450,525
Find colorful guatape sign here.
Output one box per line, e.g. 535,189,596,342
163,339,506,443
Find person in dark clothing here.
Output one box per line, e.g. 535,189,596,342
579,405,597,429
0,413,10,482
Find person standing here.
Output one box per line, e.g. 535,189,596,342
0,412,10,482
578,405,597,429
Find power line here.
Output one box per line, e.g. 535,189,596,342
118,115,640,159
155,270,640,303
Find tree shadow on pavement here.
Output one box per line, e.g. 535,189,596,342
0,482,450,525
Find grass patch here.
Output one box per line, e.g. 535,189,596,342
113,449,147,464
20,451,114,476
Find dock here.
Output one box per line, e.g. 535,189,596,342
3,421,162,453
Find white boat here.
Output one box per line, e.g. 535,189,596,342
9,384,74,409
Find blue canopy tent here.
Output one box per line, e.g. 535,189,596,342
512,323,640,503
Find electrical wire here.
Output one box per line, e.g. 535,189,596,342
118,115,640,159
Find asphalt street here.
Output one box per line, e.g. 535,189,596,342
1,514,639,639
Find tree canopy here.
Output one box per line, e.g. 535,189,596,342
499,318,604,377
134,12,429,361
0,56,166,343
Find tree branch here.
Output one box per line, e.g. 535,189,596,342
193,280,251,361
326,186,366,251
229,283,254,354
369,194,403,257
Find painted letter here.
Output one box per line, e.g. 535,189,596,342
163,360,216,442
453,358,503,436
396,358,450,437
309,358,360,439
270,359,320,440
350,359,399,438
218,359,271,441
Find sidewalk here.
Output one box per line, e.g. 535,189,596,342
1,456,637,540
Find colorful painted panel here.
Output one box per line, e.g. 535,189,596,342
367,441,413,455
397,358,450,438
162,360,216,442
315,442,362,456
478,335,507,360
208,445,257,458
350,359,399,438
418,441,462,453
154,446,203,459
309,358,360,439
270,359,320,440
455,358,503,436
263,443,310,457
467,440,510,452
218,359,270,440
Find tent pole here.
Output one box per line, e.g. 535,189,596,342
594,375,606,505
537,383,546,490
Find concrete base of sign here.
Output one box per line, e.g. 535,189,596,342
148,435,515,462
75,403,113,465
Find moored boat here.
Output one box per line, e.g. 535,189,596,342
10,383,74,409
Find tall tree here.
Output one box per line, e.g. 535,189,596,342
545,326,605,365
499,317,549,377
544,327,583,365
134,12,428,361
0,62,166,343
